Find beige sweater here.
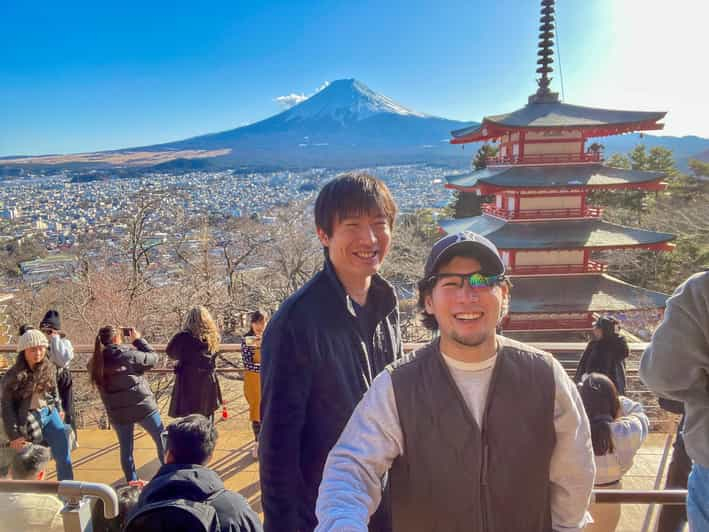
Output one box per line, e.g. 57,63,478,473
640,271,709,467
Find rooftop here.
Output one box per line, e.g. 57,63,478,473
446,164,666,191
509,274,669,313
439,216,675,251
451,102,666,143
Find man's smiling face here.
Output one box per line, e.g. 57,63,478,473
317,209,391,286
425,255,508,353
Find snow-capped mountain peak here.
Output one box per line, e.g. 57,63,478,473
281,78,427,123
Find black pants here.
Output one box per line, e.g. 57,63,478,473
56,368,76,439
657,427,691,532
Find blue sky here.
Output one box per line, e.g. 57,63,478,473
1,0,706,156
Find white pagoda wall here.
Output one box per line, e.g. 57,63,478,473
515,250,584,266
518,195,581,210
525,130,582,140
524,142,581,155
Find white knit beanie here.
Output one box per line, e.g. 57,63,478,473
17,329,49,352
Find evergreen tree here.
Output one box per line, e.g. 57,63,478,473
473,143,498,170
606,153,631,169
451,190,483,218
689,159,709,179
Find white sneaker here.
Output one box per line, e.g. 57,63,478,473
251,442,259,459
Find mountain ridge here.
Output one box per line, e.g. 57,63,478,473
2,78,709,170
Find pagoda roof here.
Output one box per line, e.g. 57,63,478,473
438,216,675,250
446,164,665,191
509,274,668,313
451,102,666,143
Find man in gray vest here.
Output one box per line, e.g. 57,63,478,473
315,231,595,531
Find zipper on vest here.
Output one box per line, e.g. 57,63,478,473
481,442,489,486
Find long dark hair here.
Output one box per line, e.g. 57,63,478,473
4,348,56,400
579,373,621,456
89,325,119,389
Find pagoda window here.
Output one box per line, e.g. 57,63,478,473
510,132,520,142
512,143,520,156
501,250,511,268
500,145,507,158
507,196,516,211
496,195,503,208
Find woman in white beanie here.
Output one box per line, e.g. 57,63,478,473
0,330,73,480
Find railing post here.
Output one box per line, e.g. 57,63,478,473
59,480,119,532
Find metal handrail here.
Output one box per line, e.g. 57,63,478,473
0,342,649,377
0,341,649,355
0,479,119,517
593,489,687,505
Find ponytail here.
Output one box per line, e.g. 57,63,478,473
89,335,105,389
89,325,118,389
578,372,620,457
589,415,614,456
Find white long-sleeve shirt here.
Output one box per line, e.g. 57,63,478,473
594,396,649,485
316,349,595,532
48,335,74,368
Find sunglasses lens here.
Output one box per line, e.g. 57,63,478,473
468,273,489,287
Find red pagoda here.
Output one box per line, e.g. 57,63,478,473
441,0,674,337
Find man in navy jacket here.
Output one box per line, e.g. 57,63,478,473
259,173,402,532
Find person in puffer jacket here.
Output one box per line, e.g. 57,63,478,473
88,325,164,482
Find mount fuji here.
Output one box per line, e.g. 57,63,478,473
140,78,475,168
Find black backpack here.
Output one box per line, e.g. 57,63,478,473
124,489,225,532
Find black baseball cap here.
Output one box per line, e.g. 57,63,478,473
424,231,505,278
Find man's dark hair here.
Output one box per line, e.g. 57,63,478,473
11,444,51,480
314,172,397,237
166,414,218,465
417,249,512,330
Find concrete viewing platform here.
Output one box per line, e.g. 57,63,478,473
42,384,682,532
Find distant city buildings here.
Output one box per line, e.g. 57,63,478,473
0,164,454,289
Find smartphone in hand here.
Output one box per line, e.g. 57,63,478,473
121,327,133,339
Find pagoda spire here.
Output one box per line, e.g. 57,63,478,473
529,0,560,104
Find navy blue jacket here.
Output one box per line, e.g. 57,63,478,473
259,258,402,532
137,463,262,532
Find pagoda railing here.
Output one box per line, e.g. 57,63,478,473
504,316,593,331
510,261,608,276
482,204,603,220
488,151,602,166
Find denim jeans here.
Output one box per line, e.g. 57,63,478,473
688,462,709,531
113,410,165,482
37,406,73,480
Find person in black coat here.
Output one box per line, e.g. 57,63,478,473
166,306,222,421
259,173,402,532
89,325,164,482
575,316,629,394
